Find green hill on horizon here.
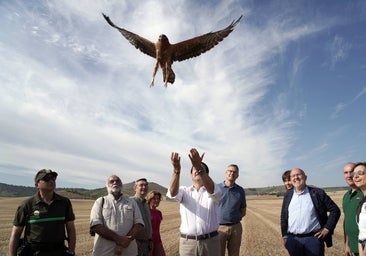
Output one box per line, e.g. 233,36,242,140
0,182,347,199
0,182,168,199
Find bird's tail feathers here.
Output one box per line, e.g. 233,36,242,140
163,67,175,85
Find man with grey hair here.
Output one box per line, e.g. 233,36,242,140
90,175,144,256
131,178,153,256
218,164,246,256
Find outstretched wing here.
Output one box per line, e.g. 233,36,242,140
102,13,156,58
171,15,243,62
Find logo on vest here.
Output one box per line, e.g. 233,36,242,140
34,210,40,218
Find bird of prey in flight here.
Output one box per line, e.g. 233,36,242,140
102,13,242,87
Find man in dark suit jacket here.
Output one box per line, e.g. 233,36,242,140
280,168,340,256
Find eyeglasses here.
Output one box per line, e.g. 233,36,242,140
41,175,56,182
351,170,366,178
290,173,303,178
226,170,238,174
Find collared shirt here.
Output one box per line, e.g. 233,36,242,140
90,194,144,256
288,187,321,234
343,188,363,252
132,196,152,241
218,182,246,224
167,184,221,235
13,192,75,244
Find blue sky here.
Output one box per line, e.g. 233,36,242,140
1,0,366,190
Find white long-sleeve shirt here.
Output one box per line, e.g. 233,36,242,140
167,184,221,235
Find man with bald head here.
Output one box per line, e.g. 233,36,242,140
280,168,340,256
343,162,363,256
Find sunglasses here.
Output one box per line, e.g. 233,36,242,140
41,175,56,182
351,170,366,178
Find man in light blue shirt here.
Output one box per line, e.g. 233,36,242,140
218,164,246,256
280,168,340,256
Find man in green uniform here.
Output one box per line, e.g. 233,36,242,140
343,162,363,256
8,169,76,256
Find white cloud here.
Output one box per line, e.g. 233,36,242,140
330,102,346,119
328,35,351,69
352,86,366,102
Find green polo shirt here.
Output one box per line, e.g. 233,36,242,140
343,188,363,253
13,192,75,244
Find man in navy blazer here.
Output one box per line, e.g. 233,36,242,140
280,168,340,256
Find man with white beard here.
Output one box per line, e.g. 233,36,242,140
90,175,145,256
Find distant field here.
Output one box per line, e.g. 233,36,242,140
0,191,346,256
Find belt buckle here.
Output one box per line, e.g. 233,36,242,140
185,234,196,240
181,232,216,240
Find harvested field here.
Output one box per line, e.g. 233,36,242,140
0,191,346,255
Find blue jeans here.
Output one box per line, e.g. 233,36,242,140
285,234,324,256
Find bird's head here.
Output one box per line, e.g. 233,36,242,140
158,34,169,43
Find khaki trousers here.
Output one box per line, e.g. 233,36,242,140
218,222,242,256
179,234,220,256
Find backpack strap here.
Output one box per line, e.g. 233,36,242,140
90,196,105,236
101,196,105,208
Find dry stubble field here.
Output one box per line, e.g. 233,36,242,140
0,191,346,256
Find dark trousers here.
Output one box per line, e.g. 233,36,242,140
285,234,324,256
30,244,67,256
136,239,151,256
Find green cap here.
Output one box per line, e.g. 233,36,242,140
35,169,58,183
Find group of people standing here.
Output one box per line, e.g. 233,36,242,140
89,175,169,256
281,162,366,256
8,153,366,256
7,147,247,256
89,176,155,256
10,151,366,256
